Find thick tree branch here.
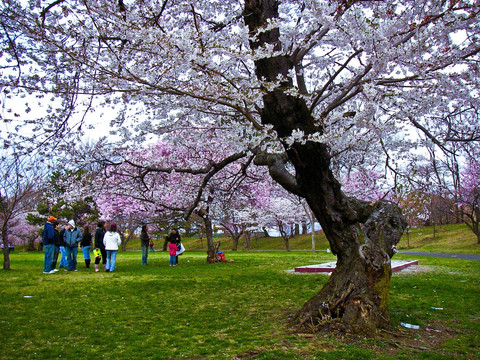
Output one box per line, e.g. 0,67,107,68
253,151,304,197
40,0,67,24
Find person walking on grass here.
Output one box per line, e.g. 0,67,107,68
103,223,121,273
64,220,82,271
42,216,57,274
94,221,107,272
81,225,92,268
140,224,150,265
168,238,178,267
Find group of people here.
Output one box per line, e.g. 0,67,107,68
42,217,184,273
42,217,122,274
140,226,184,266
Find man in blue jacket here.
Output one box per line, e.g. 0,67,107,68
64,220,83,271
42,216,57,274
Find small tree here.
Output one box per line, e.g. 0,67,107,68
9,215,39,251
395,191,430,248
0,156,42,269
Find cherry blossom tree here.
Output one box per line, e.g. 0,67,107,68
9,215,39,251
0,155,42,269
247,180,309,251
68,128,262,261
218,167,282,251
401,126,479,235
458,160,480,243
270,196,305,251
341,170,390,202
2,0,479,332
218,190,258,251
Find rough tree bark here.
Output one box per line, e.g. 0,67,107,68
242,227,251,250
230,232,241,251
1,226,11,270
244,0,407,333
198,206,216,263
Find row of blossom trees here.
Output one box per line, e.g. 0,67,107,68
61,126,313,261
2,142,478,271
62,127,480,256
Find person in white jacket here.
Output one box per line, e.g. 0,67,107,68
103,223,122,272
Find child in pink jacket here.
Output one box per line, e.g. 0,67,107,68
168,240,178,266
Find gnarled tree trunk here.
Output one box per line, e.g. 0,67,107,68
204,215,216,263
292,138,406,334
198,207,216,263
244,0,407,333
2,227,11,270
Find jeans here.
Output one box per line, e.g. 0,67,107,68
51,246,60,270
59,246,68,268
141,246,148,265
43,244,55,272
169,255,176,266
65,246,78,270
106,250,118,272
82,246,91,260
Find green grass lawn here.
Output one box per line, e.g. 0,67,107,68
397,223,480,254
1,251,479,359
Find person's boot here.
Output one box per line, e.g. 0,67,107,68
95,264,99,272
86,259,91,268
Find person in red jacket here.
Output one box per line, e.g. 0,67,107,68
168,239,178,267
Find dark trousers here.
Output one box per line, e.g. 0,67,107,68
51,246,60,269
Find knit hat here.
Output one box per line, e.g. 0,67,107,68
68,220,75,227
47,216,57,222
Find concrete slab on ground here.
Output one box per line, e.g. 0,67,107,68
294,260,418,274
